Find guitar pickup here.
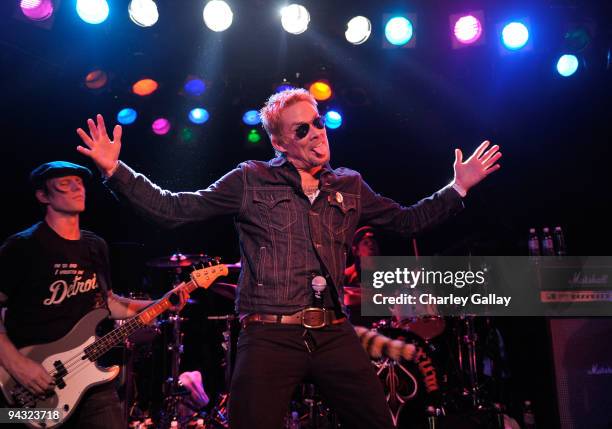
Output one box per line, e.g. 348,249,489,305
53,360,67,389
53,360,67,377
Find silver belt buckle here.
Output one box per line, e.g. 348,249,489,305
301,308,326,329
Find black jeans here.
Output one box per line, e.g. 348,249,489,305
229,321,393,429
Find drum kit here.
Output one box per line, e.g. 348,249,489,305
107,253,240,429
344,287,517,429
111,253,513,429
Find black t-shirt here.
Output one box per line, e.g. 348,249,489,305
0,222,110,348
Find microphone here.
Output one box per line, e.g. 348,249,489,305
311,276,327,308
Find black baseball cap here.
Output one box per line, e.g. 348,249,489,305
30,161,92,189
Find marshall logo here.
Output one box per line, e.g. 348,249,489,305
587,364,612,376
43,273,99,305
568,272,609,286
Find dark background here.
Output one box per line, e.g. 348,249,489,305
1,0,611,426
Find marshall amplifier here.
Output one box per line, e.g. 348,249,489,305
549,318,612,429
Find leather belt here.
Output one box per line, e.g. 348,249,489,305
241,308,346,329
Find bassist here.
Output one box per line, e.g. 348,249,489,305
0,161,174,428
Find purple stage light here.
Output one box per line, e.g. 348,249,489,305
20,0,54,21
453,15,482,45
152,118,171,135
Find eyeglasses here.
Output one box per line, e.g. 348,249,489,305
294,116,326,140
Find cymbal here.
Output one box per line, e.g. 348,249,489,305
209,282,237,300
146,253,208,269
226,262,242,273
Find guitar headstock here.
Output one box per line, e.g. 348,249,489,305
190,257,229,289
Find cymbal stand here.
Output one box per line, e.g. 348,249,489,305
458,315,482,408
208,314,236,390
160,311,189,428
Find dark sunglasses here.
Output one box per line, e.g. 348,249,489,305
294,116,326,140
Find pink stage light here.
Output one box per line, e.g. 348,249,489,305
152,118,171,135
453,15,482,45
20,0,54,21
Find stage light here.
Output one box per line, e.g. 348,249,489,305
280,4,310,35
453,15,482,45
501,22,529,50
203,0,233,32
152,118,171,135
345,16,371,45
84,69,108,89
242,110,261,126
556,54,579,77
247,129,262,144
324,111,342,129
117,108,137,125
189,108,210,124
309,81,332,101
184,78,206,96
384,16,413,46
128,0,158,27
180,127,194,143
20,0,54,21
132,78,158,96
275,82,294,93
76,0,109,25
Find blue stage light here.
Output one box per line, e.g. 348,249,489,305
501,22,529,50
184,78,206,96
242,110,261,126
556,54,579,77
117,108,137,125
76,0,109,25
325,111,342,129
189,108,210,124
384,16,413,46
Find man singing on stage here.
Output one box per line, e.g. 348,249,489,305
76,88,501,428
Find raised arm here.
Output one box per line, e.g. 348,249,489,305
359,141,501,236
76,114,245,228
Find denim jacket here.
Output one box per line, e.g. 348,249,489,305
106,156,464,314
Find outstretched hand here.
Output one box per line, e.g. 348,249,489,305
76,114,122,177
453,141,501,195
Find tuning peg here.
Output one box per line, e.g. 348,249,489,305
214,256,221,265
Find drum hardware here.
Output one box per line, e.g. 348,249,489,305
207,315,236,389
159,311,190,428
159,262,190,427
147,253,210,270
288,384,340,429
200,393,230,428
456,315,483,408
426,405,444,429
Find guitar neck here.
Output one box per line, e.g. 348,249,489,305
84,280,196,360
137,279,197,324
84,263,227,361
